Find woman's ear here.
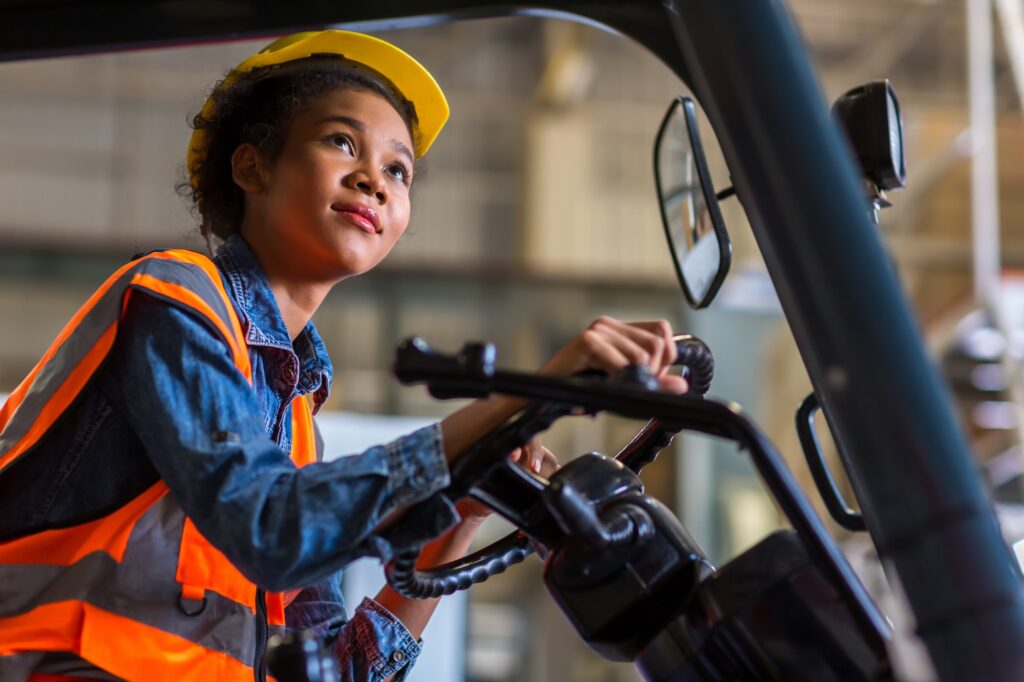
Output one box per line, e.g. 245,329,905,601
231,143,268,193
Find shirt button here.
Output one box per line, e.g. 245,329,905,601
392,650,406,663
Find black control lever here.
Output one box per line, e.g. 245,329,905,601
392,337,496,399
394,334,714,402
615,420,679,474
545,477,655,550
446,401,571,509
612,335,715,473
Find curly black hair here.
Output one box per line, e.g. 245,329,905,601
180,58,420,246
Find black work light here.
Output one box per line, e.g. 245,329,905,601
832,79,907,191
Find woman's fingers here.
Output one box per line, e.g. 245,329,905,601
523,438,542,474
581,317,681,378
577,327,633,374
536,447,560,477
522,437,553,474
659,373,689,395
540,315,688,393
590,317,677,375
629,319,678,371
508,438,560,477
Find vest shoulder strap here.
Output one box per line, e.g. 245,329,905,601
0,250,250,474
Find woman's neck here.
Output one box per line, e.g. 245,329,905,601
238,225,337,341
268,278,332,341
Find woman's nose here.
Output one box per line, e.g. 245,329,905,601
344,169,387,204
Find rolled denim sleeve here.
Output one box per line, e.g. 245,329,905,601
286,578,422,681
113,293,459,590
336,598,422,681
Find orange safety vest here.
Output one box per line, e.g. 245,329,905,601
0,250,317,681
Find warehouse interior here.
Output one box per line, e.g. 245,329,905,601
2,1,1024,680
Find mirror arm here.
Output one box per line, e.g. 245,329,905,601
715,186,736,201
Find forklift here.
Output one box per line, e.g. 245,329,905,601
1,2,1021,680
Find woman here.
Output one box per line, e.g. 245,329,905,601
0,30,686,681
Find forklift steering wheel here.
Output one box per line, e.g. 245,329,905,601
384,336,714,599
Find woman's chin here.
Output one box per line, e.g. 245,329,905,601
320,253,379,281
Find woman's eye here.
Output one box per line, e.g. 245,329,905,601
386,163,410,184
329,134,354,153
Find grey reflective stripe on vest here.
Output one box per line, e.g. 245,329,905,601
313,419,325,463
0,266,133,464
0,493,257,666
134,257,235,340
34,653,123,681
0,256,238,469
0,652,49,682
0,653,123,682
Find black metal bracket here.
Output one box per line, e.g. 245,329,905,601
796,392,866,532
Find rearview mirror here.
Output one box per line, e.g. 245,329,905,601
654,97,732,309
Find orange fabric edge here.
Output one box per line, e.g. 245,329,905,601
290,395,317,468
0,601,252,681
265,592,287,626
175,519,256,615
180,584,205,601
144,250,251,376
0,483,167,566
129,273,252,381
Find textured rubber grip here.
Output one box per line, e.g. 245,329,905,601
385,531,534,599
675,335,714,397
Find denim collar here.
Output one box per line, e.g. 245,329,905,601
213,234,333,411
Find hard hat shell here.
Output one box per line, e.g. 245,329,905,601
187,29,448,189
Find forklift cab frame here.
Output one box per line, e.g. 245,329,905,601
1,2,1022,679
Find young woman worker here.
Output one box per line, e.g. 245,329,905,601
0,30,686,681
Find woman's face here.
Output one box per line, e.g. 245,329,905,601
245,86,415,282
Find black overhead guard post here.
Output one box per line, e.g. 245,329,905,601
656,1,1024,679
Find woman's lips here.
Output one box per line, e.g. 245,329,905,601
332,203,380,234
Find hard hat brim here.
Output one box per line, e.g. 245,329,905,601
187,30,448,189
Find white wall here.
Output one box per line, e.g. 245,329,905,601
317,412,467,682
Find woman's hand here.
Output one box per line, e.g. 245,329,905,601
439,316,686,463
455,437,559,521
511,437,560,478
541,316,688,394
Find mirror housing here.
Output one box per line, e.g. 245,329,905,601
654,97,732,309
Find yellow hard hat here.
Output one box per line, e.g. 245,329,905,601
187,29,449,189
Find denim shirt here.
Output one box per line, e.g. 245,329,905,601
0,234,460,680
